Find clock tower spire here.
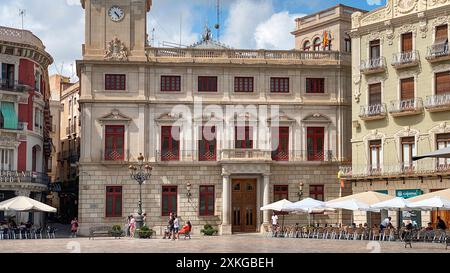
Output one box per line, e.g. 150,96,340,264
80,0,152,62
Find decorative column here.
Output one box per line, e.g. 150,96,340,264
263,174,270,224
220,174,232,235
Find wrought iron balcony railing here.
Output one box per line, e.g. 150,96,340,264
392,51,419,68
389,98,423,116
425,93,450,112
359,104,387,120
339,161,450,178
426,41,450,61
0,78,31,92
360,57,386,74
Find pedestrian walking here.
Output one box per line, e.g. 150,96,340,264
173,214,180,240
129,216,136,238
70,217,79,238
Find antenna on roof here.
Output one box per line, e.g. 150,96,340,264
19,9,26,30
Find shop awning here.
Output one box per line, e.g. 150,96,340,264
0,101,18,130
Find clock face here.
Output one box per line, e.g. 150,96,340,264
108,6,124,22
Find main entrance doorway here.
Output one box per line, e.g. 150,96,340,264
232,179,257,233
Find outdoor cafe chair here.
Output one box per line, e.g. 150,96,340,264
371,228,381,240
381,228,395,241
354,228,364,240
47,227,56,239
434,230,446,243
13,228,21,239
33,228,43,239
314,227,324,239
346,228,355,240
323,227,333,239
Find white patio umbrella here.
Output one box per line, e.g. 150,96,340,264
326,199,378,212
260,199,293,212
286,198,335,226
371,197,411,210
260,199,293,232
0,196,57,213
408,196,450,210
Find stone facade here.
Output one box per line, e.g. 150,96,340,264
346,0,450,227
76,0,356,235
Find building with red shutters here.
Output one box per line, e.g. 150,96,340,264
0,26,53,226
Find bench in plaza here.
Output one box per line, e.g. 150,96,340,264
88,226,116,240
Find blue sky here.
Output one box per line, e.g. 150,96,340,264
0,0,385,80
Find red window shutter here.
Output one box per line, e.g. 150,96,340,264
369,83,382,105
19,59,35,88
401,33,413,53
436,71,450,95
435,25,448,42
400,78,415,100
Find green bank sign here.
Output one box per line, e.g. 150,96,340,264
396,189,423,199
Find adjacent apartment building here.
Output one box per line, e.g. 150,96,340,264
343,0,450,227
0,26,53,225
76,0,359,235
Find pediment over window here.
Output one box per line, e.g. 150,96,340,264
194,112,224,123
302,113,331,123
394,126,419,138
230,111,259,122
267,112,296,124
155,112,186,123
98,109,132,124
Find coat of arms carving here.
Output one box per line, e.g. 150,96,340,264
104,37,128,61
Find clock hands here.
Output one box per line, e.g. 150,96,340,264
114,11,120,17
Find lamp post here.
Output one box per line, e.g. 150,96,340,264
129,153,152,230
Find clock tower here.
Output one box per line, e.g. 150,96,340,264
80,0,152,61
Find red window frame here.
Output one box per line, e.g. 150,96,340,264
234,77,254,93
198,76,218,92
270,78,289,93
161,76,181,92
199,126,216,161
105,125,125,161
106,186,122,218
307,127,324,161
313,38,321,51
199,185,215,216
105,74,126,90
272,127,289,161
310,185,324,201
274,185,289,201
235,126,253,149
306,78,325,94
303,41,311,51
161,126,180,161
162,186,178,216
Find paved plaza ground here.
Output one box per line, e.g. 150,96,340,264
0,234,448,253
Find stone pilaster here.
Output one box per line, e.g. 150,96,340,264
220,174,232,235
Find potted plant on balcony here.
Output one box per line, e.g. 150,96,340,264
111,225,124,238
200,224,218,236
138,225,154,239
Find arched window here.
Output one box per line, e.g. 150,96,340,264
313,37,321,51
303,40,311,51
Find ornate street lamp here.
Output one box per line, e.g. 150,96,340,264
129,153,152,230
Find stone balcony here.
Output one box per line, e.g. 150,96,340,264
389,98,423,117
0,26,45,50
391,51,419,69
146,47,349,65
426,41,450,62
339,161,450,181
359,57,386,75
359,103,387,121
425,93,450,112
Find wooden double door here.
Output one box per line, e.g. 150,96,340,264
232,179,257,233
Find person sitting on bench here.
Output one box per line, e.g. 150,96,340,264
178,221,192,238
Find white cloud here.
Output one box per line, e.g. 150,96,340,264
255,11,304,50
366,0,382,5
222,0,274,49
0,0,83,81
222,0,301,50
